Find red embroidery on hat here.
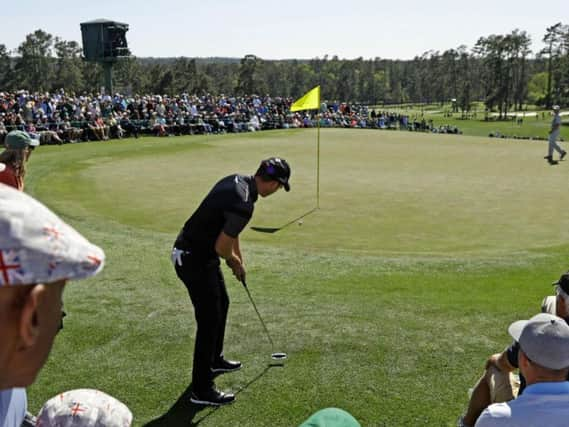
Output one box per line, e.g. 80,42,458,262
70,402,85,416
0,250,21,286
87,255,102,267
43,226,62,240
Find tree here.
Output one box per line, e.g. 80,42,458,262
53,38,83,93
527,71,548,105
172,57,198,93
441,49,460,108
0,45,15,91
14,30,54,91
235,54,267,95
473,31,531,118
509,30,532,110
541,23,565,107
114,56,149,95
80,61,102,93
455,46,473,113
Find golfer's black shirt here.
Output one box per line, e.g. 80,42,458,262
175,174,258,261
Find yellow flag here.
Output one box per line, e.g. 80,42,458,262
290,86,320,112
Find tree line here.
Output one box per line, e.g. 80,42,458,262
1,24,568,115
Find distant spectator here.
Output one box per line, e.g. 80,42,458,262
86,113,104,141
0,130,39,191
0,89,463,143
150,112,167,137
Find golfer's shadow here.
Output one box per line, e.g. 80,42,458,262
143,364,283,426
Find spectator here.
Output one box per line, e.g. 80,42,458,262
0,90,462,142
86,113,104,141
59,115,84,143
0,184,105,426
459,271,569,427
149,112,167,137
95,114,109,140
119,112,139,139
106,112,124,139
37,389,132,427
0,115,7,144
0,130,39,191
475,313,569,426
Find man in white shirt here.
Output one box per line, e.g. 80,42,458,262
475,313,569,426
544,105,565,165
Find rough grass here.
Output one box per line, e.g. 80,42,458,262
25,129,569,426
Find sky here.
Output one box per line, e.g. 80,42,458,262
2,0,567,60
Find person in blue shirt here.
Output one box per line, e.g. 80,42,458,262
458,272,569,427
0,389,26,427
475,313,569,426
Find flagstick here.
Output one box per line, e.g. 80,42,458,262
316,110,320,209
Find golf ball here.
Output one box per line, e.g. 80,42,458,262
298,220,303,226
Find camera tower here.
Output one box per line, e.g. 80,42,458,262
80,19,130,94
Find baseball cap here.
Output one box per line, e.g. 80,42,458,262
299,408,361,427
508,313,569,370
257,157,291,191
5,130,39,149
37,389,132,427
553,105,561,111
553,272,569,294
0,184,105,286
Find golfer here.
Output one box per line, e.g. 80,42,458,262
172,157,291,406
545,105,565,165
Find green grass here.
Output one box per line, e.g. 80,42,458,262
378,102,569,140
25,129,569,426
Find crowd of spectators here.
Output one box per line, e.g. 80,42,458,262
0,90,461,145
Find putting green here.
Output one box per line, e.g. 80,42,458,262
35,129,569,256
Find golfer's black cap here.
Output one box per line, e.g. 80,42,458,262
257,157,291,191
553,272,569,294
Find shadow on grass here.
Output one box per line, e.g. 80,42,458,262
143,363,284,426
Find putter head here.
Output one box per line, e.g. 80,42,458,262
271,352,287,360
269,352,287,367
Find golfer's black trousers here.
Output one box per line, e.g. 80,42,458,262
174,254,229,392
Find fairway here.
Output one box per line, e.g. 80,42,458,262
26,130,569,426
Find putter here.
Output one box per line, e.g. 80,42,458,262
251,207,317,234
241,279,287,361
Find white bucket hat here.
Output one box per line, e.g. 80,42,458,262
37,389,132,427
0,184,104,286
